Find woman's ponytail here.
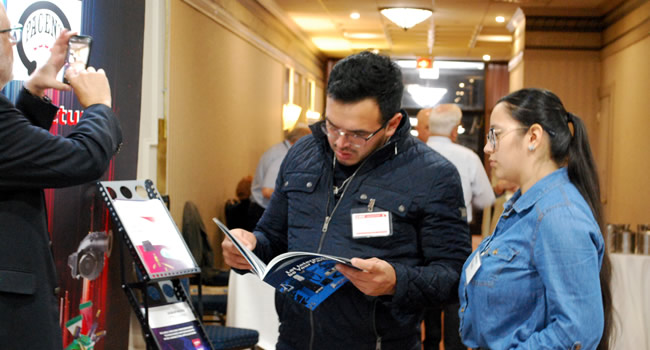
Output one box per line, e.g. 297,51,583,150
566,113,613,350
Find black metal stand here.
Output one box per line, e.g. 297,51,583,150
98,180,213,350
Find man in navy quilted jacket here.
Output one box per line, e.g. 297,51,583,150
223,51,470,350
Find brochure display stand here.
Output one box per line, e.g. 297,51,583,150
97,180,213,350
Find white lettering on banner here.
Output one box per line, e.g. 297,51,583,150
52,105,84,125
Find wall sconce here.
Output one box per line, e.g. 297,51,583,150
306,80,321,124
282,103,302,130
283,67,303,130
306,109,321,123
380,8,433,30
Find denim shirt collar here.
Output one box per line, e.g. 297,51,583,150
503,167,569,214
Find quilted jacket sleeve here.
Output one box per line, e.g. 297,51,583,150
391,161,472,309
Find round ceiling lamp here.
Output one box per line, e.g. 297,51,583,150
380,8,433,30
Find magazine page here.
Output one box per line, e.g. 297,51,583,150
262,255,351,310
142,302,210,350
212,218,266,276
114,199,197,278
212,218,362,310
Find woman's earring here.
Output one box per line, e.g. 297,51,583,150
528,145,535,151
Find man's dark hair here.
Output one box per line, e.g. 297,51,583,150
327,51,404,123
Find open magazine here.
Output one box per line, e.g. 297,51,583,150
213,218,360,310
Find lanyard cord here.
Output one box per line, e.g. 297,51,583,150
321,155,365,233
318,155,372,253
318,137,396,252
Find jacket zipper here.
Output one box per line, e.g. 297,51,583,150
309,310,315,350
373,298,381,350
312,142,398,349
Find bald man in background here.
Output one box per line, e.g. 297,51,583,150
415,107,432,143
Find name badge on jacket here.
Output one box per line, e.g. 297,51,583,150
351,209,392,238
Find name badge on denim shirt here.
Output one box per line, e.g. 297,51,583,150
351,207,392,239
465,253,481,285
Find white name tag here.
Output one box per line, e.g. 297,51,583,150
465,253,481,285
351,211,392,238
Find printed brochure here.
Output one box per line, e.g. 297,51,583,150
213,217,360,310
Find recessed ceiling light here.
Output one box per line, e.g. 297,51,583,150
350,12,360,20
482,54,491,61
459,82,465,88
496,16,505,23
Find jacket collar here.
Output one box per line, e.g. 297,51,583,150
504,167,570,214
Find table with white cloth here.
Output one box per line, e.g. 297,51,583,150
609,253,650,349
226,270,279,350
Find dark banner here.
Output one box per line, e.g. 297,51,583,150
3,0,144,348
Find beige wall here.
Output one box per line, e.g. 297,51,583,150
522,49,601,146
600,35,650,226
514,1,649,227
167,1,323,267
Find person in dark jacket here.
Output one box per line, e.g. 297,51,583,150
222,51,470,350
0,5,122,349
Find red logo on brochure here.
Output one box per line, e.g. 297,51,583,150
192,338,203,348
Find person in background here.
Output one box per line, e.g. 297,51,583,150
247,125,311,230
0,4,122,349
426,104,495,223
222,51,470,350
422,104,495,350
415,107,431,142
459,88,612,349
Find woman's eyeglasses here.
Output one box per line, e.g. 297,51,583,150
486,127,528,149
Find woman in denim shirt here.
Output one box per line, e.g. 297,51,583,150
458,89,612,349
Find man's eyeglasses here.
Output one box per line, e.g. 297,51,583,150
486,127,528,150
321,118,388,148
0,25,22,44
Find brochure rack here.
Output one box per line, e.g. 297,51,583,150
98,180,213,350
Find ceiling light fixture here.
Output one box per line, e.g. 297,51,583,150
495,16,505,23
380,8,433,30
406,85,447,107
482,54,491,61
350,12,360,20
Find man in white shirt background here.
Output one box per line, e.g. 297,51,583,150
247,125,311,230
417,104,495,350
